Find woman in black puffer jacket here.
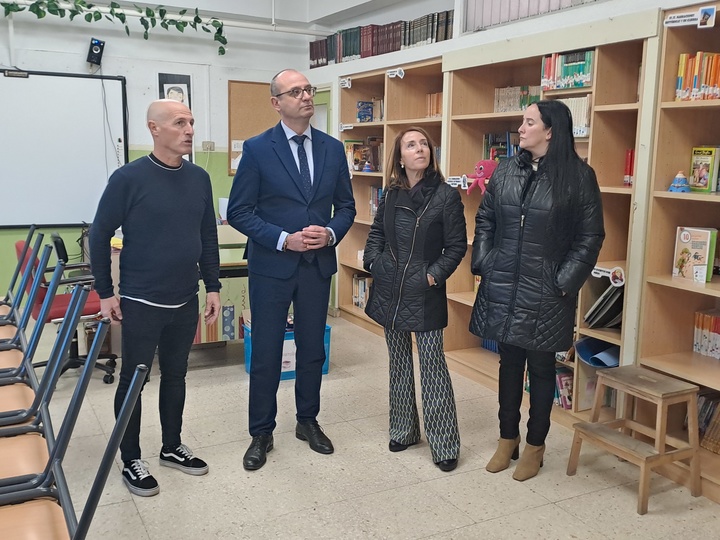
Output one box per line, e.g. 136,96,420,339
364,126,466,472
470,100,604,481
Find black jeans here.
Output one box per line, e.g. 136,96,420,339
115,295,199,462
497,342,556,446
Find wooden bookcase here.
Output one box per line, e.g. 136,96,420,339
637,1,720,503
332,11,661,431
336,59,444,336
442,34,652,426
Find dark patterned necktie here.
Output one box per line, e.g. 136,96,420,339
291,134,312,196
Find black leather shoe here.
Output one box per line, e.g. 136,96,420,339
296,421,334,454
243,434,273,471
436,458,458,472
389,440,418,452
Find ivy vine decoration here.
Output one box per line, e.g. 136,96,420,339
1,1,229,55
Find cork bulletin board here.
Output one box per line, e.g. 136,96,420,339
228,80,279,175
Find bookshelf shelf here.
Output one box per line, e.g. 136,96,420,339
660,100,720,110
352,171,384,179
593,102,640,112
340,258,366,273
451,111,525,122
577,327,622,346
653,191,720,203
646,274,720,298
601,186,633,195
640,352,720,392
447,291,475,307
543,86,593,98
385,117,442,126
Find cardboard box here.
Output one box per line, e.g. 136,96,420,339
243,323,331,380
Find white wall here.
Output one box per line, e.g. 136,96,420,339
0,14,308,151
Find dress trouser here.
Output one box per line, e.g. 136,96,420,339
497,342,556,446
115,296,199,462
247,258,331,436
385,328,460,462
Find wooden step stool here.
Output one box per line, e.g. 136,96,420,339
566,365,701,514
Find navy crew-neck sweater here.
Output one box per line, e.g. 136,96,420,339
89,154,221,305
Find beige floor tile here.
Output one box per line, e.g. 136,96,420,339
426,503,608,540
347,482,475,539
22,315,718,540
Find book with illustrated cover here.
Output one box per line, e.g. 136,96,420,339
689,146,720,193
672,226,718,283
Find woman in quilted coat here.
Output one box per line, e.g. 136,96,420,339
470,100,605,481
364,127,467,472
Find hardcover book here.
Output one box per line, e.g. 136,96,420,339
689,146,720,193
672,226,718,283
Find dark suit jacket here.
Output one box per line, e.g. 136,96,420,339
227,122,356,279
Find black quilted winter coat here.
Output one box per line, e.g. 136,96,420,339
469,152,604,352
363,173,467,331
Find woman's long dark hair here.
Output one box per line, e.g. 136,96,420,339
386,126,443,190
534,99,583,227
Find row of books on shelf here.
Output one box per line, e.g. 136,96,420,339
522,366,574,410
557,96,590,137
675,51,720,101
483,132,520,160
541,49,594,90
352,274,373,309
309,10,454,68
345,137,383,174
672,226,718,284
690,391,720,454
493,85,542,113
369,186,383,218
694,309,720,360
426,92,443,118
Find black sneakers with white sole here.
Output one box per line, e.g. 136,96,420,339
159,443,209,476
122,459,160,497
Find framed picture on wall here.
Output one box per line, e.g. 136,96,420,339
158,73,193,162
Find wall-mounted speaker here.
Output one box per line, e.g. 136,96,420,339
86,37,105,66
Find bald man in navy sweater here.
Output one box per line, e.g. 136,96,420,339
89,99,220,497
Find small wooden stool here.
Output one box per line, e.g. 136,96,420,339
566,365,701,514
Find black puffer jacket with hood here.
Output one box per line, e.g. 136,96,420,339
364,172,467,331
469,151,605,351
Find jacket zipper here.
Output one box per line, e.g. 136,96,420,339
502,175,537,340
390,202,431,329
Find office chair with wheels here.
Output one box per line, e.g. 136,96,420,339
15,236,117,384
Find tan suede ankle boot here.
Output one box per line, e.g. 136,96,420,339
512,443,545,481
485,436,521,473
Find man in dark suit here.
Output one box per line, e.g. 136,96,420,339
227,69,356,470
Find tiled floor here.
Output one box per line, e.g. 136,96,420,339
41,316,719,539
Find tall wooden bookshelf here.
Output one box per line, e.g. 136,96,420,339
638,1,720,504
441,13,659,427
336,59,444,336
334,12,661,429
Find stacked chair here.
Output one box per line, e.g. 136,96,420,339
0,252,146,539
10,231,116,384
0,225,37,325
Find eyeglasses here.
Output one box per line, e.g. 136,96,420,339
274,85,317,99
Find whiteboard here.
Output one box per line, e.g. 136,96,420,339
0,70,128,228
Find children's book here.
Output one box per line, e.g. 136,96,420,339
672,226,718,283
689,146,720,193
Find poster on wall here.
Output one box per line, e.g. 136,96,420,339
158,73,193,162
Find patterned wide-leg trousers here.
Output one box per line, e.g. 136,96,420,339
385,328,460,462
